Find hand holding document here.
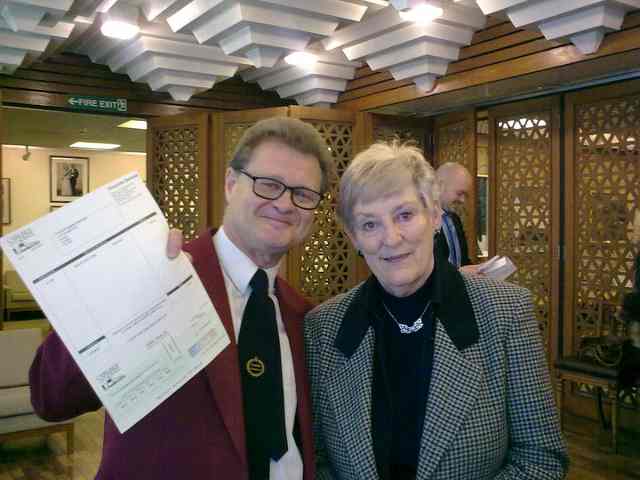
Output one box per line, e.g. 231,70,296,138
1,173,230,433
477,255,517,281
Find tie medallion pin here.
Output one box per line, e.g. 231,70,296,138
246,356,265,377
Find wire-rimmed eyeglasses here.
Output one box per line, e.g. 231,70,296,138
236,169,322,210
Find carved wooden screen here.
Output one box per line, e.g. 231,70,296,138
223,122,253,161
288,107,358,305
434,111,477,260
488,98,561,361
147,113,209,240
564,83,640,349
564,82,640,414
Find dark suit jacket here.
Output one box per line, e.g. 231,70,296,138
434,210,472,266
30,229,315,480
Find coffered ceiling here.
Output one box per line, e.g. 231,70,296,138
0,0,638,107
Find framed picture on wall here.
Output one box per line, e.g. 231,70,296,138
50,156,89,203
1,177,10,224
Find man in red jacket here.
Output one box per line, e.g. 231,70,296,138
30,117,334,480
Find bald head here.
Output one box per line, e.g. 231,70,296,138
436,162,472,211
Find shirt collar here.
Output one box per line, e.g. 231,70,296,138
213,226,279,295
335,254,478,358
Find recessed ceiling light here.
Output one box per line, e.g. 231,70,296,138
101,20,139,40
118,120,147,130
70,142,120,150
399,4,443,24
285,52,318,67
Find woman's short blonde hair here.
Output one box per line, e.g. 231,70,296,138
338,140,440,232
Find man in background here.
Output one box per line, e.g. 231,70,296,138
435,162,478,274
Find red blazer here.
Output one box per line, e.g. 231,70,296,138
30,229,316,480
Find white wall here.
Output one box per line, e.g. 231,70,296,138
2,146,146,272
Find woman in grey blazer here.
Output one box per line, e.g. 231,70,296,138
304,142,568,480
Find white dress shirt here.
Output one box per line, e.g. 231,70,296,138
213,227,302,480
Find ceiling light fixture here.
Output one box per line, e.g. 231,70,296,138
101,20,139,40
70,142,120,150
118,120,147,130
100,4,140,40
284,52,318,67
399,3,444,24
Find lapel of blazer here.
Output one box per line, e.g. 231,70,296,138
184,229,247,470
275,279,315,480
416,318,483,479
328,325,378,480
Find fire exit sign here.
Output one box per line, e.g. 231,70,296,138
67,95,128,113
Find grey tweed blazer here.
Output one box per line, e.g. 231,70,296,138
304,268,568,480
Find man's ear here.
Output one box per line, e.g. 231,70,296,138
224,168,238,203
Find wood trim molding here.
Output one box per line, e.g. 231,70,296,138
336,25,640,113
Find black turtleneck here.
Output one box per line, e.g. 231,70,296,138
371,263,439,480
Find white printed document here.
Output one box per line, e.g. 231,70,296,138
477,255,517,281
1,173,230,433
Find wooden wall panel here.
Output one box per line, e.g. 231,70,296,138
287,107,358,305
146,112,209,241
564,80,640,425
564,83,640,349
488,97,561,363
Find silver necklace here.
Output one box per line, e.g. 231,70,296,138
381,300,432,334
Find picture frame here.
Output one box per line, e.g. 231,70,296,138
1,178,10,224
50,156,89,203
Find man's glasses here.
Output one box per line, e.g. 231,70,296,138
236,169,322,210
